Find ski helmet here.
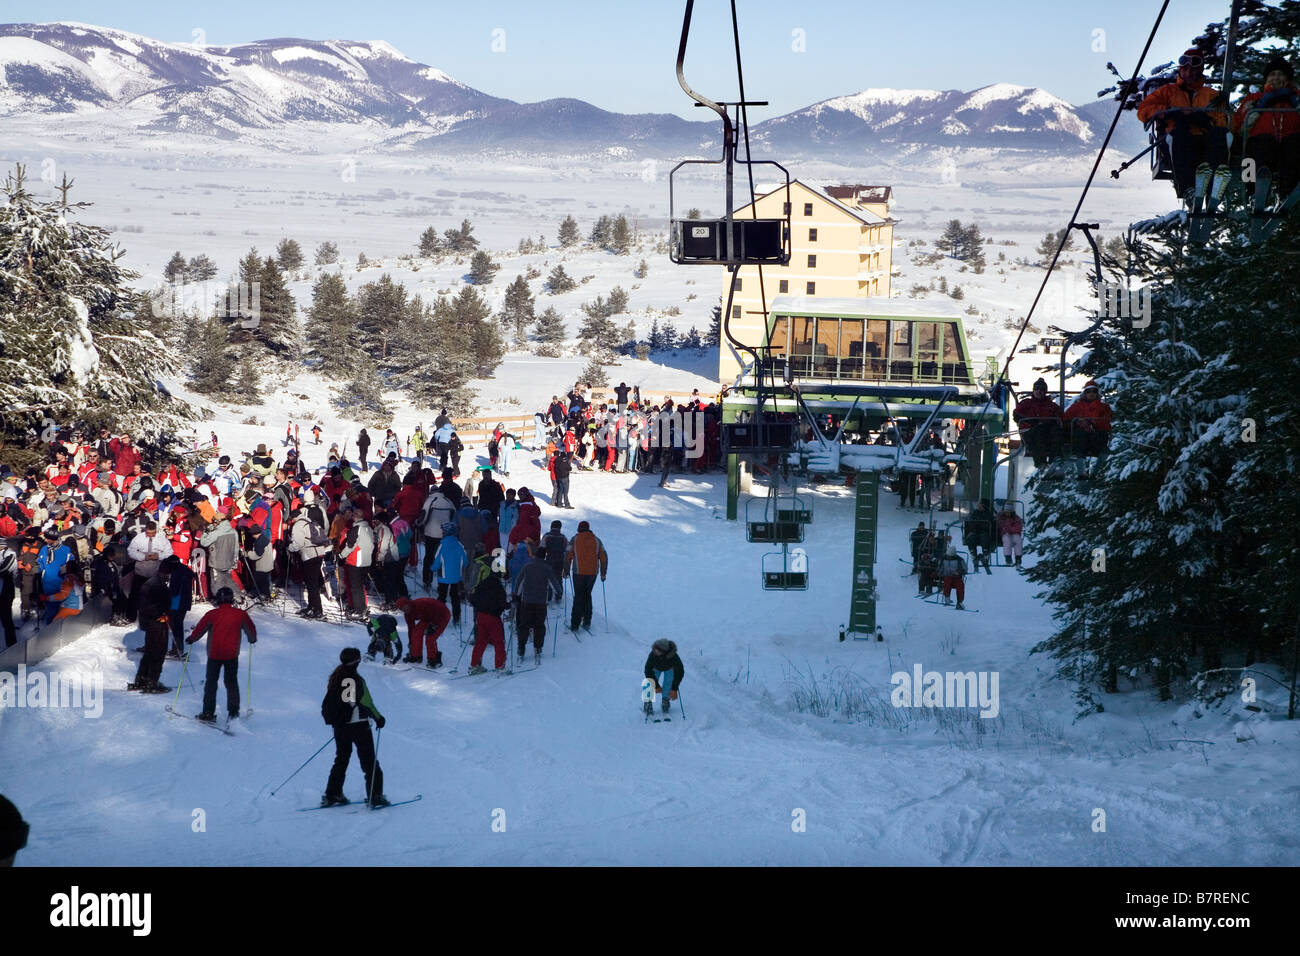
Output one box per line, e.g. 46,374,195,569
215,587,236,605
339,647,362,665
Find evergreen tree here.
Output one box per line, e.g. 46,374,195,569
950,285,964,300
357,252,369,268
422,294,478,412
0,164,189,448
468,250,500,285
546,264,577,294
233,354,262,400
237,248,262,285
683,326,703,350
558,215,580,247
276,238,304,273
164,251,188,284
1026,216,1300,708
963,224,986,272
660,320,679,350
501,275,535,344
315,241,339,266
447,285,503,377
334,355,393,420
247,256,298,353
355,273,407,361
1036,228,1074,265
611,215,632,254
648,319,662,351
936,220,965,258
186,254,218,282
418,226,443,257
579,355,610,387
706,303,722,346
686,208,702,220
189,314,237,395
305,272,358,377
578,313,621,355
635,258,648,279
443,219,479,253
532,306,567,357
590,215,613,248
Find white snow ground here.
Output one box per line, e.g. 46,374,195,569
4,424,1297,865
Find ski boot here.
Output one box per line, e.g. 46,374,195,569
534,650,542,665
142,682,171,694
429,653,443,669
402,654,422,664
467,664,487,676
196,712,217,723
320,793,349,808
1015,555,1022,568
661,696,671,715
643,700,654,717
956,601,965,610
368,794,391,809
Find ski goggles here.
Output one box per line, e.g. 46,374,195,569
1179,54,1204,68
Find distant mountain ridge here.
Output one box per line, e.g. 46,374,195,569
0,21,1144,157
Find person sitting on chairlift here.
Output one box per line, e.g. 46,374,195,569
1233,56,1300,200
1012,378,1064,469
1062,380,1113,477
1137,48,1230,201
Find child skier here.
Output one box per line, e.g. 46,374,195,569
643,638,685,717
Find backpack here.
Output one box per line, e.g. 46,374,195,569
321,681,352,726
305,517,330,548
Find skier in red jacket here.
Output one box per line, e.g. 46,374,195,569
396,596,451,668
1011,379,1063,469
186,587,257,722
1062,380,1113,476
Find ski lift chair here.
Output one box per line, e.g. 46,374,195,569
745,496,803,544
668,0,791,267
762,544,808,591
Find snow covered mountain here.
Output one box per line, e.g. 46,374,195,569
0,22,1131,158
750,84,1147,159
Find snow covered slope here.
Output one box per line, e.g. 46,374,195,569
3,417,1296,865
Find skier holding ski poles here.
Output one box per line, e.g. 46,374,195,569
320,647,389,808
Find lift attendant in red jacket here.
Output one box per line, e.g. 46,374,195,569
395,596,451,668
186,587,257,721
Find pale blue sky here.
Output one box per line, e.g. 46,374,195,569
24,1,1232,116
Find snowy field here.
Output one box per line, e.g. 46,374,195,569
4,132,1297,866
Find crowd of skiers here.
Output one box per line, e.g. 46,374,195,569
531,381,725,492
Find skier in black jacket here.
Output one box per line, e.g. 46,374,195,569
320,647,389,807
356,429,371,472
643,638,685,716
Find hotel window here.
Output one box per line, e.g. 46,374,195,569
809,228,818,242
806,281,816,295
732,306,741,319
803,203,813,216
783,202,791,215
732,277,742,291
807,254,817,269
778,279,789,293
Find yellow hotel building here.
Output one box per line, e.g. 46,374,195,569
717,181,896,382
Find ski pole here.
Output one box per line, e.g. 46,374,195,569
455,621,474,670
368,726,382,807
601,576,608,633
246,639,253,715
170,648,193,717
269,736,334,796
676,689,686,722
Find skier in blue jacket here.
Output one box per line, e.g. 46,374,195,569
432,523,468,625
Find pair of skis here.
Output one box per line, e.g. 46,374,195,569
641,677,673,723
165,704,242,735
297,795,423,813
1187,162,1300,243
